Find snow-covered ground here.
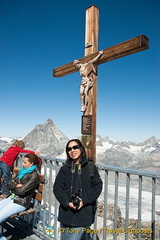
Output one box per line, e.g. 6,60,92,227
99,184,160,222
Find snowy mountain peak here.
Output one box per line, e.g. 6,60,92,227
22,119,69,157
45,118,54,126
142,136,160,145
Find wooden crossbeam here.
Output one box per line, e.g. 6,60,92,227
53,35,149,78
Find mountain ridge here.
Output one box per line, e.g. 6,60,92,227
0,118,159,172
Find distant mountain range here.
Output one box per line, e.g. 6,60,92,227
96,134,160,172
0,118,160,172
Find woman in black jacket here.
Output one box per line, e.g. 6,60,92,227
53,139,102,240
0,153,42,225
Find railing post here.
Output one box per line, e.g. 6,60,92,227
42,159,47,231
113,171,119,240
151,177,156,240
48,160,53,225
125,173,130,240
138,175,142,240
53,161,61,240
103,169,108,240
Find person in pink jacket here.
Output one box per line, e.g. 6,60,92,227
0,140,39,198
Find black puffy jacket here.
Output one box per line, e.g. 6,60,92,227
53,159,102,227
7,170,39,208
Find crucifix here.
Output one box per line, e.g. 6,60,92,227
53,5,149,161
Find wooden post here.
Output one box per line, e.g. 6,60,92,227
83,5,99,160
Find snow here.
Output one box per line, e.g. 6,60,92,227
0,137,13,143
97,142,113,154
100,185,160,222
118,144,156,155
37,184,160,240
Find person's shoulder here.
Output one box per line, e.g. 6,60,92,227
4,145,19,153
59,164,70,173
11,145,18,148
11,145,22,151
30,170,39,178
61,164,69,170
31,171,39,182
7,145,16,150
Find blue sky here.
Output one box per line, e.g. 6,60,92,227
0,0,159,143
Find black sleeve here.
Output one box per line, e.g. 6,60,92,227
82,165,103,205
53,167,69,208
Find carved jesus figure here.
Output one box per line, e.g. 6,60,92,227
73,50,103,112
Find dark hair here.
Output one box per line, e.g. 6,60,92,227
13,140,25,149
65,139,87,166
24,153,42,171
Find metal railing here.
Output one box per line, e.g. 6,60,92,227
0,149,160,240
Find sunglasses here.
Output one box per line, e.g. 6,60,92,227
67,145,80,152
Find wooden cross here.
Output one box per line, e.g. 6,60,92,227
53,5,149,161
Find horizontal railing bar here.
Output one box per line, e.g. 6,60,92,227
1,149,159,178
97,163,160,179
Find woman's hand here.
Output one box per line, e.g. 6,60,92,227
35,151,40,155
16,184,23,188
77,198,83,210
68,202,76,209
68,198,83,210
